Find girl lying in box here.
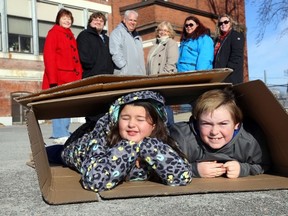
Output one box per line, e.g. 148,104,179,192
59,90,192,192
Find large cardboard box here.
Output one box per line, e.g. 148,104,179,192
16,69,288,205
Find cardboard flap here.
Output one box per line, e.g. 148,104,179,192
27,83,230,119
26,109,98,204
26,109,52,193
48,167,98,204
233,80,288,175
16,68,232,107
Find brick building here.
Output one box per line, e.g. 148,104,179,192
0,0,246,125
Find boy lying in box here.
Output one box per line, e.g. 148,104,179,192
169,88,271,178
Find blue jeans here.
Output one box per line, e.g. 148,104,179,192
52,118,70,138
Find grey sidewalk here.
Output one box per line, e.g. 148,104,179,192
0,122,288,216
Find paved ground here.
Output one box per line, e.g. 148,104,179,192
1,117,288,216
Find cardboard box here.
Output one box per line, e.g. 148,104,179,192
16,69,288,204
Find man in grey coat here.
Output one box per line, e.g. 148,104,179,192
109,10,146,75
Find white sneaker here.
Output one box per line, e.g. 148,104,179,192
53,136,69,144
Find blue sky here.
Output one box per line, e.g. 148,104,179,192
245,1,288,89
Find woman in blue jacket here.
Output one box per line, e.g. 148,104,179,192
177,16,214,72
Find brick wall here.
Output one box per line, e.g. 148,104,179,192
0,80,41,116
0,59,44,71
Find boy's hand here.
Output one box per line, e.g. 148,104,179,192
223,161,240,178
197,161,226,178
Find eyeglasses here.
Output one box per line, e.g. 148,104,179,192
218,20,230,26
185,23,194,28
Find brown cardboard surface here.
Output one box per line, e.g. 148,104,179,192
26,111,98,204
99,174,288,199
233,81,288,175
16,68,231,107
27,83,229,119
20,71,288,205
17,74,147,101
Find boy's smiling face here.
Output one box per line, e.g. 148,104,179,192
198,105,239,149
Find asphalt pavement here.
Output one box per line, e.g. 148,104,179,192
1,119,288,216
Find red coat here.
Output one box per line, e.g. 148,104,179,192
42,25,82,90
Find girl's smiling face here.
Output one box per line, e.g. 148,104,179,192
198,105,239,149
118,104,155,143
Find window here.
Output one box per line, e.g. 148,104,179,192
38,21,53,54
8,16,32,53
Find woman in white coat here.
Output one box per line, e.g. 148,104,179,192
147,21,178,126
147,21,178,75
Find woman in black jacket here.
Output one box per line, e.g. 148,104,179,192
214,14,245,84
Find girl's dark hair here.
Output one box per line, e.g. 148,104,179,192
180,16,210,41
107,101,187,159
55,8,74,25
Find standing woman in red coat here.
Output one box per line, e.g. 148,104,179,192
42,8,82,144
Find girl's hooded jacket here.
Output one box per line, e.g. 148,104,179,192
42,24,82,89
61,91,192,192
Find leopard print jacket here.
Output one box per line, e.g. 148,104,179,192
61,91,192,192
